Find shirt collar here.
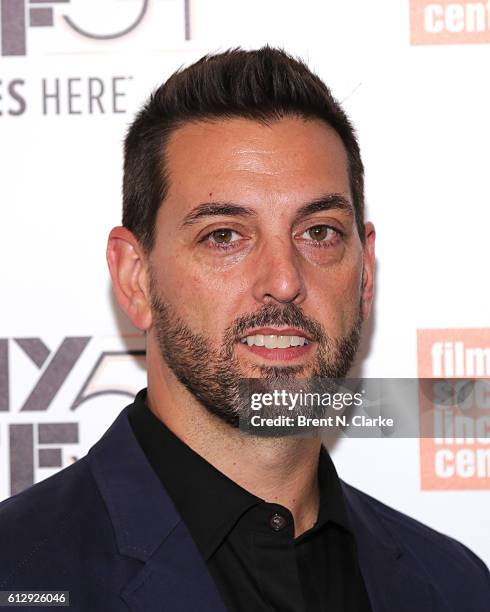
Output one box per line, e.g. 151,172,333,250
315,444,352,533
129,388,351,558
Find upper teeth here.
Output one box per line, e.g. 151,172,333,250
240,334,309,348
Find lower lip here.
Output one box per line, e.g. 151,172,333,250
238,342,314,362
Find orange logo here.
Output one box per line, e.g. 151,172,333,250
410,1,490,45
418,329,490,490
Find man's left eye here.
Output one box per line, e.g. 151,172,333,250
301,225,338,242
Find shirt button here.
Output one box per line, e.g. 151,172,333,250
269,512,287,531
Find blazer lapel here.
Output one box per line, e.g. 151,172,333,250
87,407,227,612
341,482,435,612
120,521,227,612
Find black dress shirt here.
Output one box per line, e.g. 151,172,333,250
128,389,372,612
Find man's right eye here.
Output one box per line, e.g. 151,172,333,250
203,228,242,248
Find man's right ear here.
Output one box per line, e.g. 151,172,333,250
106,227,153,331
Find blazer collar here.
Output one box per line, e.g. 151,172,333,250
87,405,180,561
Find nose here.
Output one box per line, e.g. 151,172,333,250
251,236,306,306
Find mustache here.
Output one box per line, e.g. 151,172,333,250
226,303,326,344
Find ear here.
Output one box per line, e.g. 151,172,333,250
360,222,376,321
106,227,152,331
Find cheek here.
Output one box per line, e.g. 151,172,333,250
339,270,363,328
157,254,248,334
311,260,362,332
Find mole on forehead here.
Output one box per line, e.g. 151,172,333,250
164,119,350,210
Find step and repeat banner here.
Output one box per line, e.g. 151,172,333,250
1,1,489,565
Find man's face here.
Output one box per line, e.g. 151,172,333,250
147,116,374,427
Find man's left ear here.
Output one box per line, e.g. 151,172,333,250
361,222,376,321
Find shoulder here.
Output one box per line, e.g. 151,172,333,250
0,457,113,588
342,481,490,598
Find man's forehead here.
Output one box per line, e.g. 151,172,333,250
162,116,351,216
165,116,349,175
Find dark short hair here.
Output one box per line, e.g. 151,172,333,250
123,46,365,252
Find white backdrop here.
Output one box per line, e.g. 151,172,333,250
1,0,489,566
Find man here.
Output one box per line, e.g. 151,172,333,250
0,47,488,611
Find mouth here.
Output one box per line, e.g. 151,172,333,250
238,327,314,362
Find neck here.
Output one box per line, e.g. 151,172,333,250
146,355,322,537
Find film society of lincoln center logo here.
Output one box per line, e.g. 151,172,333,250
418,328,490,490
410,0,490,44
0,0,191,56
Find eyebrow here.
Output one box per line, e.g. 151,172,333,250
180,202,256,228
179,193,353,228
293,193,354,222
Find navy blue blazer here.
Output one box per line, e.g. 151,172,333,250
0,404,489,611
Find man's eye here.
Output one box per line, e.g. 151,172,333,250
300,225,339,242
205,228,241,246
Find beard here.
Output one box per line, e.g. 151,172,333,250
149,276,363,431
